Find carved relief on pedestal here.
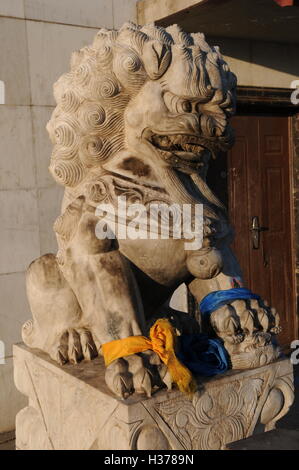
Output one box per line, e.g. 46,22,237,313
14,345,294,450
260,373,295,431
155,378,265,449
90,370,294,451
151,367,295,450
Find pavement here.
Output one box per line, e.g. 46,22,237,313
0,431,15,451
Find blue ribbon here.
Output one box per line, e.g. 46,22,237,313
176,288,261,377
199,288,261,316
178,334,229,376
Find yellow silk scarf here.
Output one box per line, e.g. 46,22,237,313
101,318,196,395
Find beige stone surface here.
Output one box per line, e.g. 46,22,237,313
26,21,101,106
24,0,113,28
0,106,35,190
38,186,64,254
0,17,31,105
14,344,294,450
0,273,31,356
0,0,24,18
1,358,27,434
0,189,40,274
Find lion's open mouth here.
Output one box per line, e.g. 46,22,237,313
149,133,212,173
151,134,207,159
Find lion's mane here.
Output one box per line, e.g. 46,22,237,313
47,22,236,189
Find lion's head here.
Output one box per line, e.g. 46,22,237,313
47,22,236,190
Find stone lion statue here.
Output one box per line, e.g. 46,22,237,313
22,22,281,398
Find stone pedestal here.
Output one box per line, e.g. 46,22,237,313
14,343,294,450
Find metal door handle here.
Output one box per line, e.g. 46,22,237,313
251,216,269,249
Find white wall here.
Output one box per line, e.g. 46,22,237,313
0,0,137,434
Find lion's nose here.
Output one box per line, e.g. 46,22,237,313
182,114,201,135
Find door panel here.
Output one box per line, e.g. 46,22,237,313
228,115,296,347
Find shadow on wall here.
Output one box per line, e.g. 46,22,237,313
156,0,299,82
207,36,299,82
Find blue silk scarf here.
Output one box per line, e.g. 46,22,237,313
176,288,261,377
199,288,261,317
178,334,229,376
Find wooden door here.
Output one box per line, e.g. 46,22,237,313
227,115,296,347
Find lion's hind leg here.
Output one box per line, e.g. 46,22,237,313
23,253,97,364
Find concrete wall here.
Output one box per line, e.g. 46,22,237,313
0,0,137,434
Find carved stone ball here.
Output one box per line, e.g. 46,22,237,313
186,247,223,279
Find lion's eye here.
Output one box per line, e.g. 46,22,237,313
180,100,192,113
163,91,192,114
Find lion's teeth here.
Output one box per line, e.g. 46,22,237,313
151,133,207,155
160,136,171,147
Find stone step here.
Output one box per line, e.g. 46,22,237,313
0,431,15,450
228,428,299,450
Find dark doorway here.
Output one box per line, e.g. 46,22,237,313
208,112,296,347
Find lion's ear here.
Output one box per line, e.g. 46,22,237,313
142,40,171,80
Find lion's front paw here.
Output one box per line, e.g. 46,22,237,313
53,328,98,365
209,296,281,368
270,325,282,335
210,297,281,358
226,333,244,344
105,351,172,399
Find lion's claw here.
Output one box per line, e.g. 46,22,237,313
105,358,134,399
104,352,173,399
53,328,98,365
210,296,281,354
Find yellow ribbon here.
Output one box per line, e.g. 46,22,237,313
101,318,196,395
